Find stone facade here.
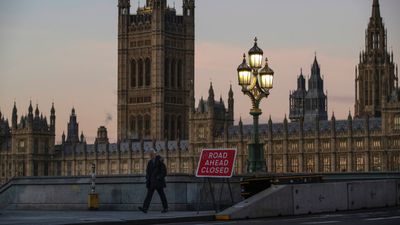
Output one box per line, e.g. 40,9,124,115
117,0,195,141
1,0,400,186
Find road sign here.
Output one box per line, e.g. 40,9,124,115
196,148,237,178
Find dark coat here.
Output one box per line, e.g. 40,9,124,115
145,155,167,189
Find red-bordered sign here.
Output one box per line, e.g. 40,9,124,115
195,148,237,178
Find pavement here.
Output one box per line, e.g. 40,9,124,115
0,210,215,225
164,207,400,225
1,208,399,225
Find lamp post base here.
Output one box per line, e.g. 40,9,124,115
247,142,266,173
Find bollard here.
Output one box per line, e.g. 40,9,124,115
88,163,99,210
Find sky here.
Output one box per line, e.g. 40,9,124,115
0,0,399,143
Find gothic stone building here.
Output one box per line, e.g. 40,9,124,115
1,0,400,185
289,56,328,122
117,0,195,141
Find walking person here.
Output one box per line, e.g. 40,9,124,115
139,149,168,213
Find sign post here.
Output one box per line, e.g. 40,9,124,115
195,148,237,213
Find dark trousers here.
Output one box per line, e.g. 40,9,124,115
143,187,168,210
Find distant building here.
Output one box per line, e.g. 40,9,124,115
289,56,328,122
0,0,399,185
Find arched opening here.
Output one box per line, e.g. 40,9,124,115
170,115,176,140
165,58,169,87
137,115,143,137
177,60,182,88
130,60,137,87
145,58,151,86
171,59,176,88
177,115,182,139
145,114,151,137
130,115,137,138
164,114,170,139
138,59,144,86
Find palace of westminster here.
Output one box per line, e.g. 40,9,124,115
1,0,400,185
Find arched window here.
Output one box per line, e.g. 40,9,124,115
130,60,137,87
177,115,182,139
130,116,136,138
138,59,144,86
171,59,176,88
164,114,170,139
145,58,151,86
177,60,182,88
137,115,143,137
170,115,176,140
165,58,169,87
145,115,151,137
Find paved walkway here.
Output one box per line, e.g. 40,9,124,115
0,210,215,225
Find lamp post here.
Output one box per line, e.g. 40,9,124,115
237,37,274,173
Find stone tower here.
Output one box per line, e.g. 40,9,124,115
355,0,398,118
9,102,56,177
289,56,328,122
305,55,328,121
289,69,306,121
66,108,79,144
117,0,195,141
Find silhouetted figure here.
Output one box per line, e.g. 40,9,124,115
139,150,168,213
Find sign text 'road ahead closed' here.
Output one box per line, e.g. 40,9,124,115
196,149,237,178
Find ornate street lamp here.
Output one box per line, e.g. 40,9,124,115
237,37,274,173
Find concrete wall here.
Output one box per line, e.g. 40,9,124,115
218,179,400,220
0,175,242,211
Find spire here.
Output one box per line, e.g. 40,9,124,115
311,53,320,75
51,102,55,115
12,101,17,128
28,100,33,115
35,104,40,117
208,82,215,103
371,0,381,20
228,84,233,98
348,110,352,120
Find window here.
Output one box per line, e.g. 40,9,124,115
177,60,182,88
290,157,299,173
67,161,72,176
137,115,143,137
171,60,176,87
394,115,400,130
34,138,39,154
165,58,169,87
33,162,39,176
322,156,331,172
111,161,118,174
130,60,137,87
121,160,128,174
164,114,170,139
177,115,182,139
306,156,315,172
392,154,400,171
274,158,283,173
18,139,26,152
372,155,382,171
134,160,141,173
339,155,347,172
145,115,151,137
145,58,151,86
170,115,176,140
182,161,189,174
130,116,137,138
44,162,49,176
356,155,365,172
138,59,144,86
